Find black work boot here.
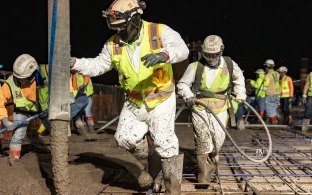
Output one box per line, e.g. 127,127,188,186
161,153,184,195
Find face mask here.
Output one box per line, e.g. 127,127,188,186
202,52,221,67
116,14,142,43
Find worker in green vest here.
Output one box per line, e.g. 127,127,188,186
301,72,312,131
250,68,266,118
70,0,189,193
262,59,280,124
83,77,95,133
177,35,246,184
0,54,48,165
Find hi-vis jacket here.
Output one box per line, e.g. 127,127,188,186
177,57,246,113
308,72,312,97
279,75,294,98
263,69,280,96
0,75,45,120
70,72,93,97
250,73,266,98
72,20,189,109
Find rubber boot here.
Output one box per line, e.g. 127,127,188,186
197,154,215,183
8,143,21,166
302,119,310,131
269,116,278,124
86,116,95,134
75,119,92,140
288,115,292,126
161,153,184,195
259,111,265,119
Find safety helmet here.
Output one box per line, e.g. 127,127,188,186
263,59,275,68
13,54,38,79
254,68,265,74
102,0,146,26
277,66,288,73
201,35,224,54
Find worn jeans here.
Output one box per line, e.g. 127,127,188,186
71,94,88,122
304,97,312,119
280,97,290,116
256,97,266,113
10,112,30,145
84,96,93,117
265,95,279,117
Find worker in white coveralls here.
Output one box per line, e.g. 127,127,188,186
70,0,189,193
177,35,246,183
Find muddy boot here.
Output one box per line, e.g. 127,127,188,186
86,116,95,134
196,154,215,183
161,153,184,195
75,119,92,140
302,119,310,131
8,143,21,166
269,116,279,124
288,115,292,126
237,119,245,130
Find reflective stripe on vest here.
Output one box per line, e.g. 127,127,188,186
280,76,291,98
110,20,174,109
266,71,280,95
6,76,38,112
308,72,312,96
193,61,231,113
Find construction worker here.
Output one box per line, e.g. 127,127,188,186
177,35,246,184
301,72,312,131
70,70,92,139
83,78,95,133
277,66,294,125
250,69,266,118
0,54,49,165
262,59,280,124
70,0,189,193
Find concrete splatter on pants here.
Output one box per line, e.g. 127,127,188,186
192,109,228,154
114,93,179,158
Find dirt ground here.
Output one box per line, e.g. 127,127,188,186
0,123,196,195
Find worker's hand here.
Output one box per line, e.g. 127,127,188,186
235,99,244,104
186,97,197,108
141,52,169,68
2,118,16,131
302,95,307,105
70,57,76,68
78,84,87,93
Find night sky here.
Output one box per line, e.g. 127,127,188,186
0,0,312,84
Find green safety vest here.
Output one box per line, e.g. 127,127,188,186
250,73,265,98
280,75,291,98
193,61,237,113
71,73,94,97
38,64,49,111
110,20,174,109
6,76,39,112
308,72,312,96
264,69,280,95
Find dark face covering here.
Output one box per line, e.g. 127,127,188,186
117,14,142,44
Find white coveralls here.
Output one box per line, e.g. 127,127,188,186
177,57,246,154
72,24,189,158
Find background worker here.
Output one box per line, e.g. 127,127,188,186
301,71,312,131
277,66,294,125
250,68,266,119
83,77,95,133
70,0,189,193
0,54,48,165
262,59,280,124
177,35,246,184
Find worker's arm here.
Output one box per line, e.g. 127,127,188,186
0,83,13,120
288,76,294,97
302,74,310,96
176,62,197,100
231,61,247,100
72,41,114,77
160,25,189,64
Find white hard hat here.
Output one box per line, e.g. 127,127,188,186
201,35,224,54
103,0,145,25
13,54,38,79
254,69,265,74
263,59,275,67
277,66,288,73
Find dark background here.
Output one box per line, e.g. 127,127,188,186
0,0,311,84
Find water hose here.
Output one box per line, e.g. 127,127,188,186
194,100,272,163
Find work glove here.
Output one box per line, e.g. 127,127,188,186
78,84,87,93
70,57,76,68
186,97,197,108
302,95,307,105
141,52,169,68
2,118,16,131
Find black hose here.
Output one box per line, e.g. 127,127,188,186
194,100,272,163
